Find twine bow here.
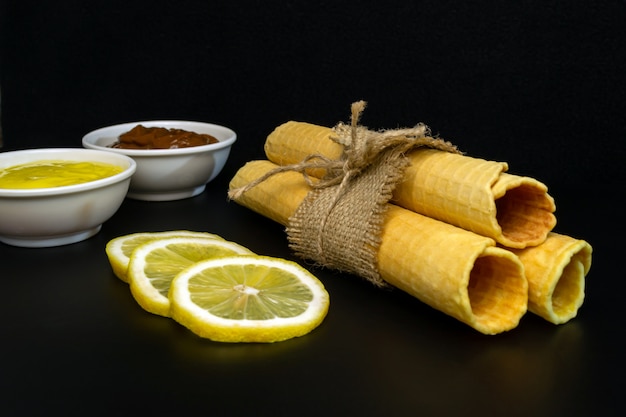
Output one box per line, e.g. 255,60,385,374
228,100,459,201
228,100,460,286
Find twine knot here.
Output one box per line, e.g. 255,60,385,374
229,101,459,286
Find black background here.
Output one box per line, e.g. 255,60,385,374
1,1,624,416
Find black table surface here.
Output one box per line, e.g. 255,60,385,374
1,161,621,417
2,2,625,416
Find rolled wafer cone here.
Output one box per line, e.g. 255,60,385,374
508,232,592,324
264,121,556,248
229,159,528,335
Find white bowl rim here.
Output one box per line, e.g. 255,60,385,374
0,148,137,197
81,120,237,156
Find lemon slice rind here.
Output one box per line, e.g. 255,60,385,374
128,237,255,317
106,230,224,282
170,255,330,343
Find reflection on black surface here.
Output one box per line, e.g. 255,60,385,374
168,322,321,366
359,316,585,416
468,322,585,415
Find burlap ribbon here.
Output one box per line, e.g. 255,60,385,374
229,101,460,286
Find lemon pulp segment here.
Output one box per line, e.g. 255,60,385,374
127,237,254,317
187,262,315,320
142,241,254,298
105,231,224,282
170,255,330,343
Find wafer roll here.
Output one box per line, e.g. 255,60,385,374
508,232,591,324
264,121,556,248
229,160,528,335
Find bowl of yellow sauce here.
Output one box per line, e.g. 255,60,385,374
0,148,136,247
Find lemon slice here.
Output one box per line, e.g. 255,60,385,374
106,231,224,282
127,237,255,317
169,255,330,343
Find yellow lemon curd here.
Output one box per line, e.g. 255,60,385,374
0,160,125,189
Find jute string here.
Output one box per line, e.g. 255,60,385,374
229,101,460,286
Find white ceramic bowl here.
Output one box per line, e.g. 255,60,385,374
82,120,237,201
0,148,136,248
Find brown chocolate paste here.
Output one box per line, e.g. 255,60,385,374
111,124,218,149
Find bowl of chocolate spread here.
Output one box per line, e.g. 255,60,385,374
82,120,236,201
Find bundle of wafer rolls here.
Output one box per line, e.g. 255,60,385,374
228,103,592,334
